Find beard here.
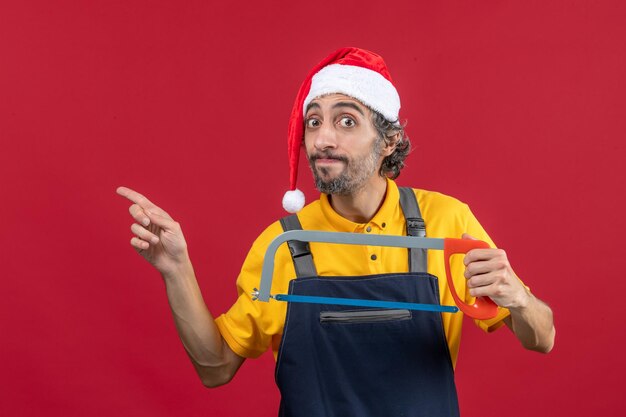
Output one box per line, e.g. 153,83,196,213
308,137,384,196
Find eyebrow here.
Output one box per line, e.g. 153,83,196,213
332,101,365,116
304,101,366,116
305,102,320,114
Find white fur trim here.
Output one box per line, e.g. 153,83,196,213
282,189,305,213
303,64,401,123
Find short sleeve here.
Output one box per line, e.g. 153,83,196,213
214,222,291,358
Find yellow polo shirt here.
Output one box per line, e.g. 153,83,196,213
215,179,511,368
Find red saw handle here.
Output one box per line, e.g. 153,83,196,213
444,238,498,320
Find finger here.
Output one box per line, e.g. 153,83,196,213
130,236,150,250
144,205,172,219
464,258,501,278
129,204,150,227
467,272,497,289
117,186,158,210
463,248,503,265
146,211,179,231
468,285,494,298
131,223,160,244
468,280,507,299
462,233,477,240
119,189,172,223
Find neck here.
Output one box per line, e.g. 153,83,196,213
328,176,388,223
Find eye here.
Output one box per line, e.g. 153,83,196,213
338,117,356,128
306,118,321,128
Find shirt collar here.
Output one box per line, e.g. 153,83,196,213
319,178,400,232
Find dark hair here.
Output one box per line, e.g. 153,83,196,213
371,111,411,179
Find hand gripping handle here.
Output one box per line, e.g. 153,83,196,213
444,238,498,320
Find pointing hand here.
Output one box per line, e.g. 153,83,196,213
117,186,190,277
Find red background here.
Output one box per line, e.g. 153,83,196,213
1,1,624,416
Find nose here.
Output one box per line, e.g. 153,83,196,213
311,122,338,152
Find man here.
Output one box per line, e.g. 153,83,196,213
117,47,555,416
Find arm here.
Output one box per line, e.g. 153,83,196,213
503,293,555,353
117,187,245,387
462,234,555,353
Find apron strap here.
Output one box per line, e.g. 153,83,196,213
279,215,318,278
398,187,428,273
280,188,427,276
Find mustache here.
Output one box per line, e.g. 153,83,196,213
309,152,349,163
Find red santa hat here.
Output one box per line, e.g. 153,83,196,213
282,47,401,213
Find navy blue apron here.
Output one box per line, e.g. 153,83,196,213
275,188,459,417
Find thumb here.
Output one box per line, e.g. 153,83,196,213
462,233,477,240
145,210,178,232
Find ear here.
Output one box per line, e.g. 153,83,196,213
381,133,400,157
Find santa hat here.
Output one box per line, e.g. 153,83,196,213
282,47,401,213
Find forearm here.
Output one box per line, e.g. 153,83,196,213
505,293,555,353
162,258,243,386
117,188,244,386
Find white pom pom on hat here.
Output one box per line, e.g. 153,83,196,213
282,189,305,213
282,47,401,212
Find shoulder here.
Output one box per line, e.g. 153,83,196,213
248,216,297,260
250,199,324,251
400,187,476,237
409,188,471,218
403,187,494,243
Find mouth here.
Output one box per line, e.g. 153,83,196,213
315,158,344,166
310,154,348,166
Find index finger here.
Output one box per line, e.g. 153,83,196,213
463,248,498,265
116,186,157,209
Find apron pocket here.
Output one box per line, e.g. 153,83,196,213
319,309,411,324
